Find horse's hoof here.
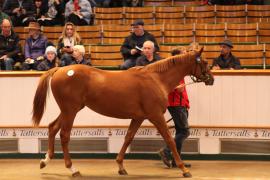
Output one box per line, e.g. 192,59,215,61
40,161,46,169
118,169,128,175
72,171,82,177
183,172,192,178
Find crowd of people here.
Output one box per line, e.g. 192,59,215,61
0,19,91,70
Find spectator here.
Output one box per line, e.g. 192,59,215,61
0,19,21,70
110,0,142,7
212,39,241,70
2,0,35,26
0,6,11,25
22,21,48,70
37,45,59,71
65,0,92,26
120,19,159,70
33,0,46,21
68,45,91,65
57,22,82,66
158,46,191,168
95,0,111,7
36,0,65,26
136,40,161,66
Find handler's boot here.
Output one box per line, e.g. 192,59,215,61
158,148,171,168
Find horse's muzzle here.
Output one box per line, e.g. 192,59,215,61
204,75,214,85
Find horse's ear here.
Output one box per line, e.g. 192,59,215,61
199,46,204,55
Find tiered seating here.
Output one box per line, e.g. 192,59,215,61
185,6,215,24
155,6,184,24
93,5,270,26
159,45,178,58
226,23,257,44
232,44,264,67
90,45,123,66
195,23,225,44
216,5,247,23
265,44,270,67
144,24,163,44
43,26,63,45
124,7,155,25
94,7,124,25
77,25,102,44
13,27,28,48
163,24,194,44
258,23,270,43
203,45,219,65
102,25,130,44
247,5,270,23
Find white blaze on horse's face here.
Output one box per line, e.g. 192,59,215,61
67,70,75,76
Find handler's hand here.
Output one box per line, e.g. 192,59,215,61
175,83,185,93
212,65,220,70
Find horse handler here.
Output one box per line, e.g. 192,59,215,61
158,47,191,168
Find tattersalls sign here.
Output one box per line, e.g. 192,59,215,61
0,128,269,139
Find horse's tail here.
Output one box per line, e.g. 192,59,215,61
32,67,60,127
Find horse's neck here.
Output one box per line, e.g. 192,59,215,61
154,54,194,94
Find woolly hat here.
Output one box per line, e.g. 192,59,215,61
73,45,85,55
45,46,57,56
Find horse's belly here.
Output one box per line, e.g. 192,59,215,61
85,99,144,120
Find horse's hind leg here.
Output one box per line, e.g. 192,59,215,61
40,116,61,169
149,115,191,178
58,111,81,177
116,119,143,175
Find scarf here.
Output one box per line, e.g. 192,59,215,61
74,0,80,11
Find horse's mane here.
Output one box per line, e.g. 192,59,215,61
144,51,195,73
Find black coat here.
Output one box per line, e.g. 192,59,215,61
212,53,241,69
120,31,159,61
0,30,20,58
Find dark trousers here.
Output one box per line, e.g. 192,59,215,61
66,14,88,26
164,106,190,159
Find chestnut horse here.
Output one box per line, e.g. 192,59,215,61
32,47,213,178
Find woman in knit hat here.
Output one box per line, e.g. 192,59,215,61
37,46,59,71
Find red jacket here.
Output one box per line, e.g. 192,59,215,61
168,80,190,108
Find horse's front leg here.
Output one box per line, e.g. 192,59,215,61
40,116,61,169
150,115,192,178
116,119,143,175
59,112,80,177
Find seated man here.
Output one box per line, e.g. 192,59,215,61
120,19,159,69
0,19,21,70
136,40,161,66
22,21,48,70
212,39,241,70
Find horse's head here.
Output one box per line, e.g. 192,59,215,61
190,47,214,86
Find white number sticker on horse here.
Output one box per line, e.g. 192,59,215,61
67,70,74,76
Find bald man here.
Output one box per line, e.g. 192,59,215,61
0,19,21,70
136,40,161,66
